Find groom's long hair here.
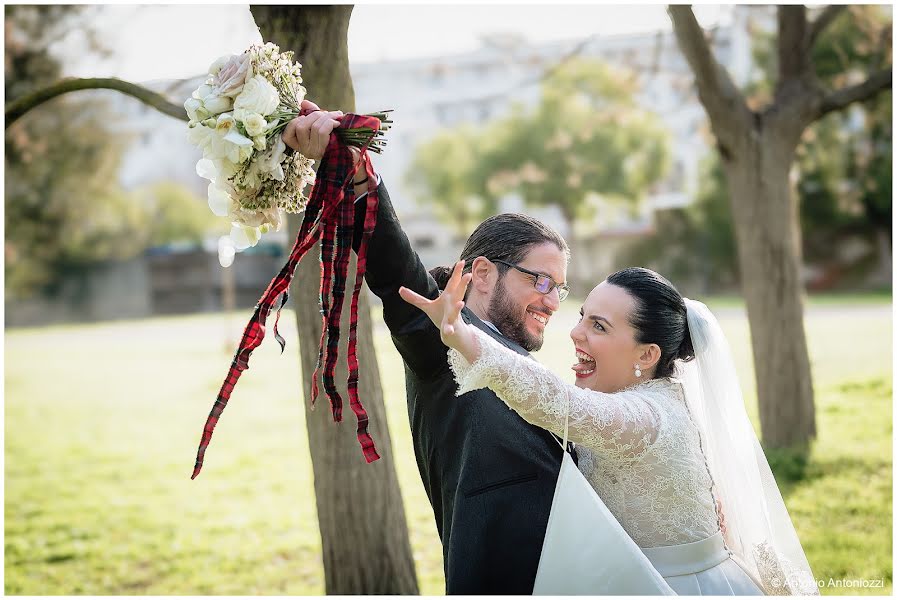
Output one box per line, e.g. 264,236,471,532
429,213,569,290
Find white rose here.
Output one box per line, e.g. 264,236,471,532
212,53,252,98
252,135,266,151
242,113,267,137
203,94,233,115
208,55,231,76
233,75,280,117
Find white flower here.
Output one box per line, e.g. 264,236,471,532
242,113,267,137
233,74,280,117
203,94,234,115
217,235,236,268
184,97,209,122
190,125,231,163
211,53,252,98
224,130,254,163
196,158,218,182
192,84,213,100
215,114,254,163
208,183,231,217
252,135,266,151
229,223,261,250
213,158,240,180
187,123,214,151
208,55,231,76
215,112,237,133
256,136,287,181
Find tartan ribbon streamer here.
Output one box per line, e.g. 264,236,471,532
191,111,382,480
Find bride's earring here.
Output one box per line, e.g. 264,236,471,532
634,364,642,378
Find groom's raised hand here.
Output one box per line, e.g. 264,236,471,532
399,261,481,363
281,99,362,169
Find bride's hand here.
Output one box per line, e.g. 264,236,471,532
399,261,481,363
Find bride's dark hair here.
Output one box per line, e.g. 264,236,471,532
606,267,695,379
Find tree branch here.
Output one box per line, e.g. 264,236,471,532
667,5,751,143
817,68,893,119
808,5,848,48
6,77,187,128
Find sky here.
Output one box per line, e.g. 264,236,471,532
60,3,734,83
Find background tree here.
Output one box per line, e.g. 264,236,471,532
405,125,495,236
625,6,892,295
410,58,670,284
6,4,419,594
5,5,220,299
667,4,892,449
249,5,419,595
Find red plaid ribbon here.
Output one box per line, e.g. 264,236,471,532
191,112,382,479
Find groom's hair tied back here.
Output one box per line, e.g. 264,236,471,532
606,267,695,378
429,213,569,289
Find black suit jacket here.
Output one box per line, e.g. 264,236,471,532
354,183,573,594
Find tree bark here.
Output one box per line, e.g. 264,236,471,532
250,5,419,594
722,130,816,448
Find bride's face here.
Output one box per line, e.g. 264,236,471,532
569,282,648,393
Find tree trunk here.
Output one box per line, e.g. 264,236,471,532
722,128,816,449
251,6,419,594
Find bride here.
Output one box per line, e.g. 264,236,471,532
400,261,819,595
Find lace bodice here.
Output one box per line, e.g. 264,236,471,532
448,328,722,548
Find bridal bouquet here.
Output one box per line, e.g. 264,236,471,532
189,43,393,480
185,42,391,266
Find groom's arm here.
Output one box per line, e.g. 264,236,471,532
352,180,448,377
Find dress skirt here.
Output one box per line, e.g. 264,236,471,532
642,532,765,595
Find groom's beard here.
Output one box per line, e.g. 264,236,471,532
487,276,544,352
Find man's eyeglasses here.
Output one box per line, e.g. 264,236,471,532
493,260,570,302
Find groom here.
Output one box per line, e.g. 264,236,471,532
284,104,575,594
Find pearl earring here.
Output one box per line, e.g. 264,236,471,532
634,364,642,378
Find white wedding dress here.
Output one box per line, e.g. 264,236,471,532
448,327,810,595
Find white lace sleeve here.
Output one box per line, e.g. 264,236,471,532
448,327,661,457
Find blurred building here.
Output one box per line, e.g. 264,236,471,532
10,7,775,326
350,5,765,290
114,6,766,256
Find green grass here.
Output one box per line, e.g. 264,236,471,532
5,295,892,595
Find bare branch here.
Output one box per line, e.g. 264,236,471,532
808,5,848,48
6,77,187,128
817,68,893,119
667,5,751,140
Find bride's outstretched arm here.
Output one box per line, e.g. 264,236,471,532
399,261,660,455
447,327,660,456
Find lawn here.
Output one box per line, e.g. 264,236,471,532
4,293,892,595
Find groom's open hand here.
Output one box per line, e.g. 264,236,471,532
399,261,481,364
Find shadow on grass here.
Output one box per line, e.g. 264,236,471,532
766,445,812,485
